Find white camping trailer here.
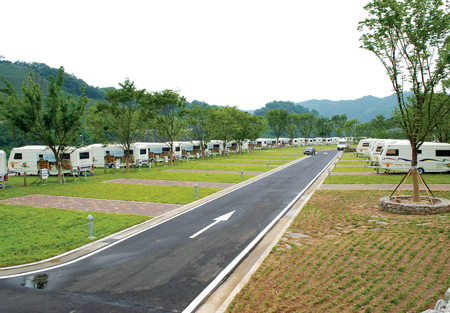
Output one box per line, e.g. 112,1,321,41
377,141,450,174
356,138,378,156
124,143,150,166
145,142,171,163
8,145,86,176
208,140,223,155
255,138,268,149
173,141,194,159
0,150,8,185
337,138,350,150
87,144,125,168
65,146,94,174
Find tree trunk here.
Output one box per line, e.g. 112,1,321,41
58,162,63,184
411,146,420,202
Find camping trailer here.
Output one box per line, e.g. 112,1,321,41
87,144,125,168
8,145,91,176
377,141,450,174
0,150,8,186
356,138,378,156
337,138,350,150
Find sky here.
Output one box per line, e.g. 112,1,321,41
2,0,394,111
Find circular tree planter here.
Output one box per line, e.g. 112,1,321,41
380,196,450,215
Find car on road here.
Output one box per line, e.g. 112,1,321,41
303,147,316,155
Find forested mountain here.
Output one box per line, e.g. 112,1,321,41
0,60,112,101
296,94,406,123
253,101,318,116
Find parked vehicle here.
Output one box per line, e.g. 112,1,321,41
356,138,378,156
303,147,316,155
8,145,94,175
377,141,450,174
0,150,8,186
337,139,350,150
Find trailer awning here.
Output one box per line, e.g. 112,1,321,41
150,147,163,153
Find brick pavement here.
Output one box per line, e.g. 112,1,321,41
165,169,264,175
0,194,181,217
102,178,235,189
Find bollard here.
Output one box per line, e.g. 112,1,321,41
195,183,198,198
266,162,269,170
187,157,189,163
294,154,295,159
283,157,285,163
241,169,244,180
328,168,331,179
87,215,95,239
334,162,337,169
149,162,152,170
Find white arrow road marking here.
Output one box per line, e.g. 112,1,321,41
189,211,236,239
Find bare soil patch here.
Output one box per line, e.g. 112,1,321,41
227,190,450,313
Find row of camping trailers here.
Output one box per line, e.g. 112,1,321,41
5,140,249,176
254,137,354,148
356,138,450,174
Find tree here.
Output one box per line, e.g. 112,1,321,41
186,103,218,158
297,113,316,144
152,89,188,165
331,114,348,138
247,115,268,152
286,113,300,144
87,79,154,172
215,106,239,154
266,109,288,147
315,116,333,144
344,118,359,137
233,110,258,153
359,0,450,202
0,67,87,183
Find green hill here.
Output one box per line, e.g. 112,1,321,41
296,94,406,123
0,60,111,101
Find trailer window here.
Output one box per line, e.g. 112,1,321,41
61,153,71,160
436,150,450,157
214,144,220,148
13,153,22,160
124,150,133,155
79,152,90,159
386,149,399,156
376,146,383,152
362,143,370,147
140,149,146,155
175,147,181,152
193,146,200,150
162,147,170,152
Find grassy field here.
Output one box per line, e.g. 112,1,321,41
0,204,150,267
227,190,450,313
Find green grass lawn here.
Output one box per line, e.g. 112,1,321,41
0,204,150,267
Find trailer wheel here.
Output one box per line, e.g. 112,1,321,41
106,164,110,169
418,168,424,174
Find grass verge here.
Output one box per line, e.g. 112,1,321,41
0,204,150,267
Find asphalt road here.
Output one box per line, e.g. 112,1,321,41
0,149,339,313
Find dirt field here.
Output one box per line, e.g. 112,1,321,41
227,190,450,313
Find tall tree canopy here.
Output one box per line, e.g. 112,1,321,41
266,109,288,146
0,67,88,183
359,0,450,201
87,79,155,172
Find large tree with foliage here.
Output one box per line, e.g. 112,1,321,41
359,0,450,202
266,109,288,147
151,89,188,165
215,106,239,154
286,113,299,144
186,103,218,157
0,67,88,183
297,112,316,144
247,115,268,152
87,79,154,172
315,116,333,144
331,114,348,138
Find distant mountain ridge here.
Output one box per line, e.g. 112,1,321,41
296,94,403,123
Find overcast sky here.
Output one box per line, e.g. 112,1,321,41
2,0,394,111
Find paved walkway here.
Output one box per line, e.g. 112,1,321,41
319,184,450,190
165,169,264,175
0,195,181,216
103,178,235,189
